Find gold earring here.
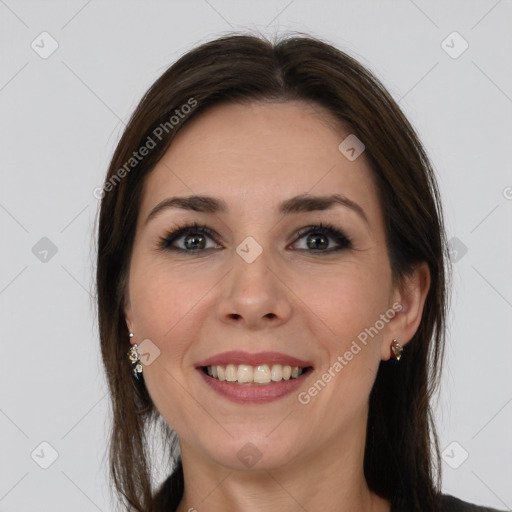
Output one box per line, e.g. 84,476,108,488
127,332,143,379
390,339,403,361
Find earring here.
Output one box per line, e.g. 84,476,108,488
127,332,143,379
390,339,403,361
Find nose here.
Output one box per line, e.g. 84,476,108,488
216,242,293,330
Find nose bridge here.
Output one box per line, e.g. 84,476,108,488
217,235,292,327
231,237,274,304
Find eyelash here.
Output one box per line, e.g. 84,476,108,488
157,221,353,254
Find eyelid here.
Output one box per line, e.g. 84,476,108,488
157,221,352,253
157,222,221,251
289,222,353,251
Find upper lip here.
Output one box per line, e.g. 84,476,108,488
196,351,313,369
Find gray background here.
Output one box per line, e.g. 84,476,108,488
1,1,511,510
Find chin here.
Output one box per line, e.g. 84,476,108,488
194,434,301,472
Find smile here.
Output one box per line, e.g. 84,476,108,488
195,350,314,403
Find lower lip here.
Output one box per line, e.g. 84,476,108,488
197,368,313,404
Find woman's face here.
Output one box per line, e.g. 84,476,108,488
124,100,406,470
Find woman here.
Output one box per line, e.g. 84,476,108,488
96,33,504,512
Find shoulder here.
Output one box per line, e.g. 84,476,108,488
438,493,506,512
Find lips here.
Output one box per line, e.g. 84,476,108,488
195,350,314,369
195,350,314,403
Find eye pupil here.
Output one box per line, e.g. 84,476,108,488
306,233,329,250
184,234,206,250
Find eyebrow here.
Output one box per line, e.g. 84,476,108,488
144,193,369,226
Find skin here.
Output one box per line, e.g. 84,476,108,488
124,100,430,512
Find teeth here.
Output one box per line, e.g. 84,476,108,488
254,364,270,383
225,364,237,382
204,363,306,384
237,364,253,383
270,364,282,382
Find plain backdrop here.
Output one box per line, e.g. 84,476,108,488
1,1,511,511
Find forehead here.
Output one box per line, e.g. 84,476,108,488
140,100,379,222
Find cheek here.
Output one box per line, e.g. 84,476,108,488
294,269,388,437
294,262,391,344
292,261,391,411
129,257,211,341
128,262,209,428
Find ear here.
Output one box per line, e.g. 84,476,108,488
381,261,431,360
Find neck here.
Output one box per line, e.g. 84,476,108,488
174,413,390,512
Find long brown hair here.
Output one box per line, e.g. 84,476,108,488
96,32,450,512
